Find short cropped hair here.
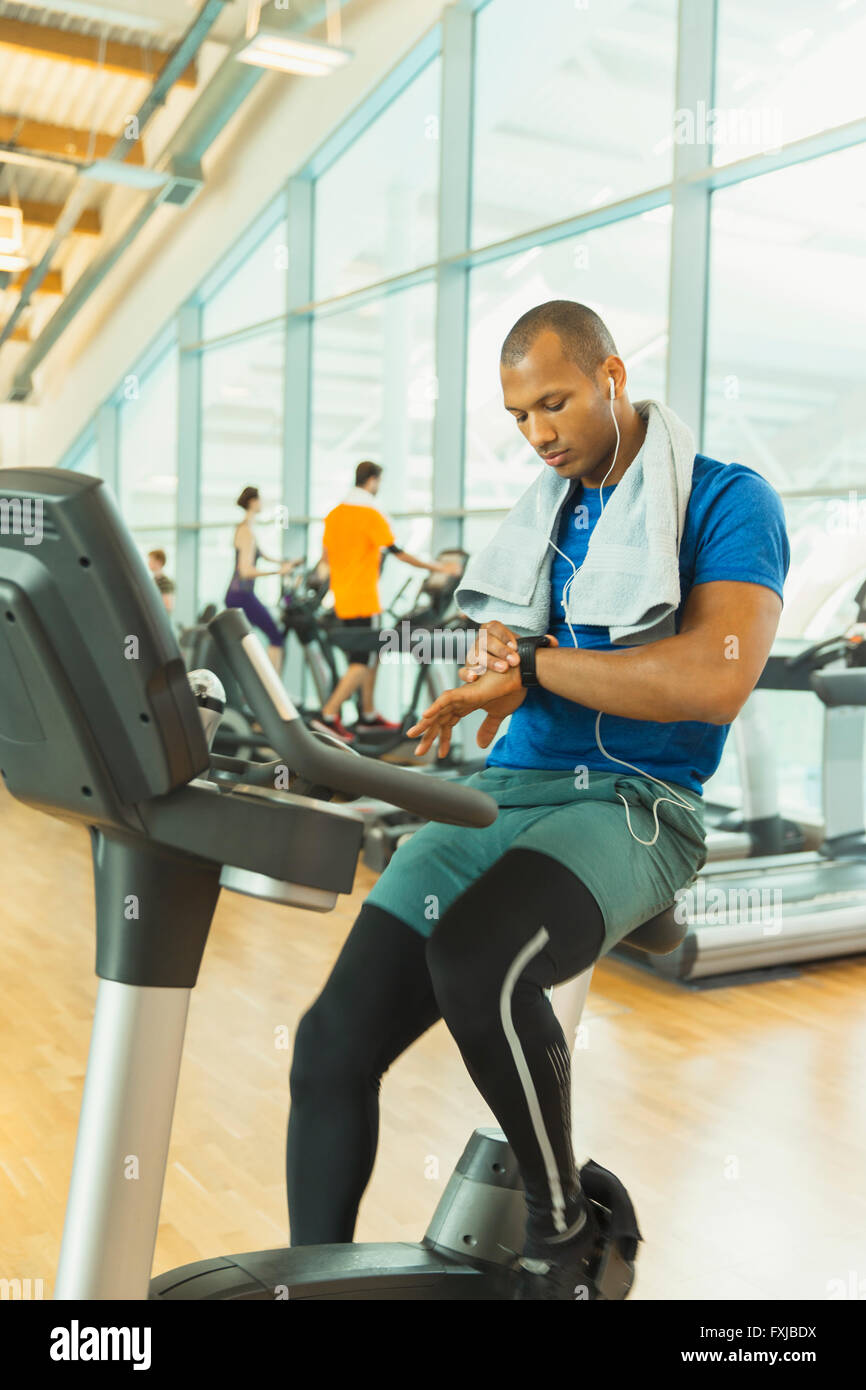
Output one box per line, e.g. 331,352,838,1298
355,461,383,488
501,300,618,379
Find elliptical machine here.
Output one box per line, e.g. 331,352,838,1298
0,468,681,1301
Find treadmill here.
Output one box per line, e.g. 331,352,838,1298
617,631,866,981
701,693,813,862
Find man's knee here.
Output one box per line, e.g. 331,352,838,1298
426,908,502,1026
290,998,368,1097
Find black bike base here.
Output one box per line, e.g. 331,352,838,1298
150,1243,511,1301
150,1135,640,1302
149,1225,636,1302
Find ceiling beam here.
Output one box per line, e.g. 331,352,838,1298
0,115,145,164
17,199,102,236
12,269,63,296
0,19,198,87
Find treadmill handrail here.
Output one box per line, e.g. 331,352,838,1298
810,668,866,708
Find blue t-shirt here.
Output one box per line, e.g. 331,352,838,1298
485,454,791,794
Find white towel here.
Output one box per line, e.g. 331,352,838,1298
455,399,695,646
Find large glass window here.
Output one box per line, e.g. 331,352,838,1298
314,59,441,300
49,0,866,761
703,685,824,828
472,0,677,248
309,286,437,523
705,146,866,638
198,328,286,608
118,344,178,531
713,0,866,165
308,285,438,724
202,213,289,341
64,430,99,476
130,527,180,619
464,212,671,510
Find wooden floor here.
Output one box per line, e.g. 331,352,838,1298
2,784,865,1301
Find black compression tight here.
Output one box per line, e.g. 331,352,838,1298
286,847,605,1247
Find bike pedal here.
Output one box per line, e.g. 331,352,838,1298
586,1209,637,1301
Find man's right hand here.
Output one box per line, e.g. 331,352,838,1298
460,620,521,680
459,621,559,681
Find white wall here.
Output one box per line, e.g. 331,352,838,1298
0,402,37,471
0,0,448,470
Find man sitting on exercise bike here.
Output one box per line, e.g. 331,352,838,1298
286,299,790,1299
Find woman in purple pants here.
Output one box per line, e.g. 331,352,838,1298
226,485,302,672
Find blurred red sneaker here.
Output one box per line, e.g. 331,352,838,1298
309,713,356,743
357,712,402,731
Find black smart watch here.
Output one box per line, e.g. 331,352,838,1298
516,635,551,688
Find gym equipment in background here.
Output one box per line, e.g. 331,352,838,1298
618,628,866,981
178,566,335,761
700,694,812,861
694,576,866,869
306,546,479,763
183,550,483,771
1,468,678,1301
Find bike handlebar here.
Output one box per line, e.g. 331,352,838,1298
209,609,498,829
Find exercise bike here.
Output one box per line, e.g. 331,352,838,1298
178,566,335,762
0,468,685,1300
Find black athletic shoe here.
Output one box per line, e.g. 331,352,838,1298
512,1198,601,1301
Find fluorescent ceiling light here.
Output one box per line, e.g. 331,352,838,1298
81,160,170,190
0,148,79,176
0,252,30,273
0,205,24,256
237,31,352,76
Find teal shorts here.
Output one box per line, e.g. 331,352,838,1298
365,766,708,956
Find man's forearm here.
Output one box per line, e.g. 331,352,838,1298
395,550,433,571
535,633,732,726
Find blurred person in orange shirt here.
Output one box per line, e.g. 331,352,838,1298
311,461,457,742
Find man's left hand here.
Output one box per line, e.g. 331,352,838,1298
406,666,526,759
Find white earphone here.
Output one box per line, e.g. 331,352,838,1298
543,373,697,846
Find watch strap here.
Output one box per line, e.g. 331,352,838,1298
516,635,551,688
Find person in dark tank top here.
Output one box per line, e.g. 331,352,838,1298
226,485,302,672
